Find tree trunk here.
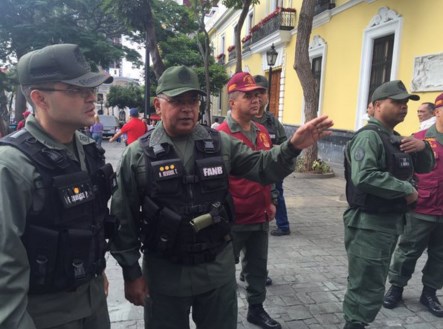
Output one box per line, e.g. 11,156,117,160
145,0,165,79
234,0,252,73
198,3,212,124
294,0,318,171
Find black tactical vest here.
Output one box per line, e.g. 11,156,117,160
344,125,414,214
0,130,117,294
260,113,278,145
140,128,233,265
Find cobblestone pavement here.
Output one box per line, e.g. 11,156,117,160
103,141,441,329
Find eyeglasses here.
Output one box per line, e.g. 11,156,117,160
33,87,98,98
157,94,201,106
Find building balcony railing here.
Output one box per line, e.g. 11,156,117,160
228,45,236,61
314,0,336,16
241,35,252,53
250,8,296,45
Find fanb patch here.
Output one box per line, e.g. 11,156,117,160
354,147,365,161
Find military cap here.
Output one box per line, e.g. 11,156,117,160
253,75,269,89
371,80,419,103
17,44,113,87
156,66,206,97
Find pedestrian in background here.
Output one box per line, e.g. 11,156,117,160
383,92,443,317
342,80,434,329
253,74,290,236
211,117,220,129
109,65,333,329
0,43,116,329
109,108,146,145
16,109,31,130
217,72,281,329
90,114,104,147
417,102,436,130
0,117,7,137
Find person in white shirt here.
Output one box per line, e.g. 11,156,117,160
418,102,436,130
211,118,220,129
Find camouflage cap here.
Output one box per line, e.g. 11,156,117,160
156,65,206,97
17,44,113,87
371,80,419,102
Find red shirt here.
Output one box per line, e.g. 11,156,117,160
121,118,147,145
217,121,273,225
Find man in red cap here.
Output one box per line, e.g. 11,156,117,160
217,72,281,329
383,92,443,318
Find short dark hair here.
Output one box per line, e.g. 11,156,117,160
422,102,435,113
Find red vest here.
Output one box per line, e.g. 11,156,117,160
413,129,443,215
217,121,273,224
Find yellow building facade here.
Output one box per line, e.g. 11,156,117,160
208,0,443,143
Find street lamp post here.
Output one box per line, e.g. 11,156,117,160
144,31,150,120
266,44,278,112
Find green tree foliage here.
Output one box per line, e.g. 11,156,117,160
0,0,139,66
104,0,165,78
151,0,199,42
160,35,203,67
106,84,144,110
194,65,228,98
0,0,141,118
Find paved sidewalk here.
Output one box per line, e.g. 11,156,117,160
104,141,440,329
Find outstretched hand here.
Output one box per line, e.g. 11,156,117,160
289,115,334,150
400,136,426,154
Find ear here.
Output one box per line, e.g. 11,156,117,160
228,98,235,109
30,90,49,110
153,97,162,115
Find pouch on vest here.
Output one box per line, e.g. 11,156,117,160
62,229,96,286
391,153,413,181
25,225,59,294
104,214,119,240
95,163,117,202
155,206,182,253
195,156,228,192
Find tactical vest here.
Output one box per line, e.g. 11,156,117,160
140,128,233,265
263,114,278,145
0,130,117,294
344,125,414,214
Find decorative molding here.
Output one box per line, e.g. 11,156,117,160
306,35,327,120
411,53,443,92
292,0,364,35
309,35,326,51
313,10,332,29
368,7,401,28
356,7,403,130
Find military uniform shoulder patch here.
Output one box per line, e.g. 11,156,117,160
354,147,365,161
